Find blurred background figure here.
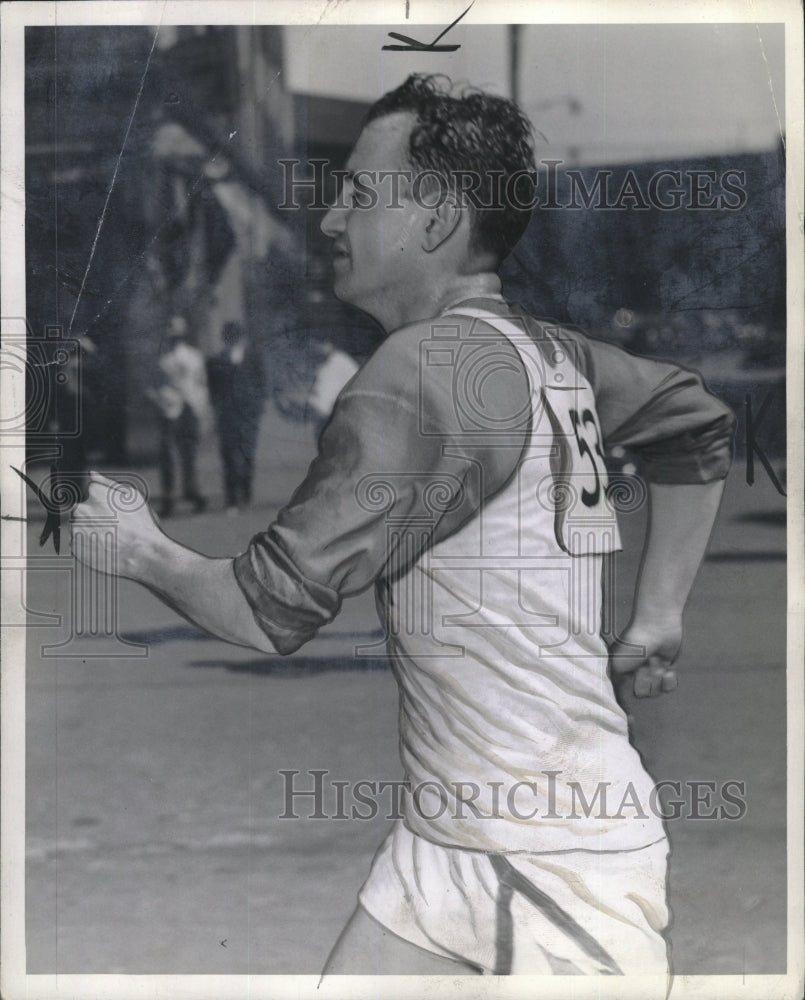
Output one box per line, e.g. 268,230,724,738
206,321,266,513
308,343,359,438
148,315,210,518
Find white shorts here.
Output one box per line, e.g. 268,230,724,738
358,820,670,978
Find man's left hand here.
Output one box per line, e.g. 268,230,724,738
608,618,683,699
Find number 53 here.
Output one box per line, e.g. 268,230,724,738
569,407,606,507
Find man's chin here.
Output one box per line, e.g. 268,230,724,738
330,276,355,306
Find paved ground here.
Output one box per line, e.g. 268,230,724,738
22,404,788,978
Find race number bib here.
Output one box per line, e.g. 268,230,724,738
539,338,621,557
440,308,621,557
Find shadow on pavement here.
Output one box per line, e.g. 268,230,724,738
188,656,391,677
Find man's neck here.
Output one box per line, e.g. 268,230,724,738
370,271,501,333
434,272,503,315
381,272,503,332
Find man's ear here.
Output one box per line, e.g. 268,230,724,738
422,196,463,252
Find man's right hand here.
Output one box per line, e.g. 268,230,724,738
70,472,162,580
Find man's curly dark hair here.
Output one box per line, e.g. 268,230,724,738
364,73,537,263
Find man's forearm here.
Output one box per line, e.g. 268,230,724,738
632,479,725,624
132,534,276,653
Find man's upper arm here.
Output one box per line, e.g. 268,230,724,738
232,319,530,653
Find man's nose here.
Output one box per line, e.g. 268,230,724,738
320,200,345,238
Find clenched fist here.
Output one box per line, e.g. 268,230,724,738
70,472,163,580
608,617,682,699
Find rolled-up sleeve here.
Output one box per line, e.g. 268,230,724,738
232,388,429,654
578,334,736,483
233,531,342,655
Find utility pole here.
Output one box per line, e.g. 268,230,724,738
509,24,521,105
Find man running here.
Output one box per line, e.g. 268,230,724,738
72,74,734,981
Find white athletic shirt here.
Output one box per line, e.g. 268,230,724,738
234,290,734,853
385,309,666,853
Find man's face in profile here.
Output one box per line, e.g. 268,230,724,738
320,112,431,327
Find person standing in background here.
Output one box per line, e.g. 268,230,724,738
148,315,209,518
206,321,266,513
308,342,360,439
